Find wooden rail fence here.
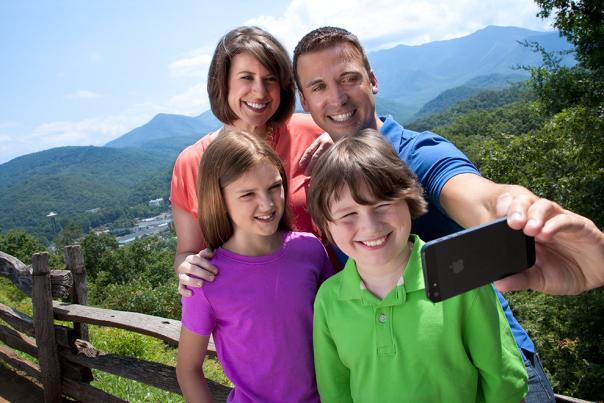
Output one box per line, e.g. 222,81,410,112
0,246,231,402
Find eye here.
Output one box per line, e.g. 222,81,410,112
269,183,283,192
338,212,357,220
240,75,253,81
311,83,325,93
341,73,360,85
264,76,278,83
240,192,254,199
376,203,392,209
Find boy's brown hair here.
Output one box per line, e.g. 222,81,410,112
197,130,291,250
308,129,427,242
208,26,295,125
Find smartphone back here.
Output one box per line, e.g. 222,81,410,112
421,217,535,302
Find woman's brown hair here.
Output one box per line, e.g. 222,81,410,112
197,130,291,250
207,26,295,126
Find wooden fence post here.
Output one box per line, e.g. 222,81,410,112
32,252,62,403
65,245,89,340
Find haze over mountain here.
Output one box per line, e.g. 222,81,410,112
0,25,574,236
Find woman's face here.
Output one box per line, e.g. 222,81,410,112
227,52,281,132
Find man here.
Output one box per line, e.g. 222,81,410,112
293,26,564,402
294,27,603,298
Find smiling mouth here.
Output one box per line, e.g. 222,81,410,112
329,110,355,122
244,101,269,111
357,233,389,248
255,212,276,222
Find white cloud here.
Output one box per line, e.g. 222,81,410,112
245,0,553,52
167,83,209,117
169,48,214,78
66,90,103,100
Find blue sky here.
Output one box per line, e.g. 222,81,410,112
0,0,553,164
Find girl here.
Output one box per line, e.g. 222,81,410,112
176,130,332,403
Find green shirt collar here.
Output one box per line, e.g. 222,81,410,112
338,235,425,305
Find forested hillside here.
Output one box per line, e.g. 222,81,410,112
0,146,174,241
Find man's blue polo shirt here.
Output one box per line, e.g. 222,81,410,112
333,115,535,356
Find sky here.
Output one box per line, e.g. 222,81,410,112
0,0,554,164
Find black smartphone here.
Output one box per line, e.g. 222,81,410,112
421,217,535,303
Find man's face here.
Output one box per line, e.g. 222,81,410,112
297,43,380,140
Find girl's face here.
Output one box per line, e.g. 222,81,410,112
326,184,412,273
222,160,285,253
227,52,281,133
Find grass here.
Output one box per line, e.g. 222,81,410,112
0,278,232,402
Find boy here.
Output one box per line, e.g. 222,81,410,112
308,129,528,402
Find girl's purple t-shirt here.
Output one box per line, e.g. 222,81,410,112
181,231,333,403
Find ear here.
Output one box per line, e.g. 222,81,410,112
299,90,310,112
369,71,378,95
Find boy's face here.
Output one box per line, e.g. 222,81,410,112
326,185,412,273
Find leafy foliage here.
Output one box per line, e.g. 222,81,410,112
535,0,604,71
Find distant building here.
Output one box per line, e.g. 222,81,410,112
86,207,101,213
47,212,59,234
149,198,164,208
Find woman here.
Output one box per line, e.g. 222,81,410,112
171,26,330,294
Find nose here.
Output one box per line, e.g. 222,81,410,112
258,191,275,210
358,210,382,234
326,84,347,107
252,78,268,97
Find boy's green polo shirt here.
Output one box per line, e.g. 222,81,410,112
313,235,527,403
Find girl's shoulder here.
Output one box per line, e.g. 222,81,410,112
284,231,323,247
283,231,327,256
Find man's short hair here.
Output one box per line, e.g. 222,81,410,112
308,129,427,242
293,26,372,90
208,26,295,125
197,129,291,250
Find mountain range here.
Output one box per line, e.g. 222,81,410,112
0,26,574,237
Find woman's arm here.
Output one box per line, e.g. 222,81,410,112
173,205,217,297
176,327,214,403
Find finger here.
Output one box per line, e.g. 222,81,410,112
179,283,193,297
198,248,215,258
299,138,321,169
304,143,332,176
179,272,203,288
539,211,589,241
189,254,218,275
504,193,538,230
494,267,543,293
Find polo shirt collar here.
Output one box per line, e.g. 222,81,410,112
379,115,404,150
338,235,426,304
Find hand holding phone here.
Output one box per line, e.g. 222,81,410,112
421,217,535,302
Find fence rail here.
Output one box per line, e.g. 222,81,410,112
0,247,229,402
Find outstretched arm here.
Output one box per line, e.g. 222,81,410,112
494,197,604,295
440,173,604,295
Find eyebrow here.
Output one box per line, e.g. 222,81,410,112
304,78,324,88
235,179,282,194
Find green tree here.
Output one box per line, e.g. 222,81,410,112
535,0,604,70
0,229,46,264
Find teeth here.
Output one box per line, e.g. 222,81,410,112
255,213,273,221
245,101,267,110
360,236,387,247
330,111,353,122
